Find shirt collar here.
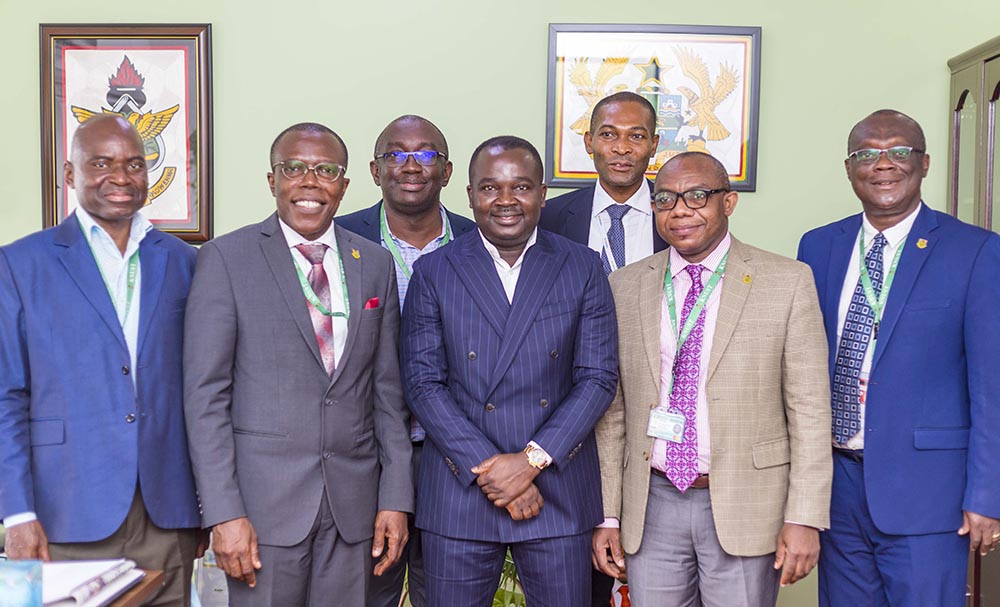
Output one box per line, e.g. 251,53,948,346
861,202,921,248
75,206,152,253
592,180,652,219
479,228,538,270
669,232,732,279
385,204,449,250
278,217,339,251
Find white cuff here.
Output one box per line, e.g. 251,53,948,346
3,512,38,528
597,517,620,529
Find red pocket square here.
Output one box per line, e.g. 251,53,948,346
364,297,380,310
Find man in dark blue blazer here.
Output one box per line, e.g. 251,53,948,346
797,109,1000,607
540,92,666,271
0,115,203,606
401,136,618,607
338,115,474,607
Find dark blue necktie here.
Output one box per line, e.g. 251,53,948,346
602,204,630,275
831,233,887,445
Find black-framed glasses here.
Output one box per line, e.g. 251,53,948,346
847,146,924,164
652,188,729,211
273,160,345,182
374,150,447,166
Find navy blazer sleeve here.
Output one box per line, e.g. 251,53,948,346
0,250,33,517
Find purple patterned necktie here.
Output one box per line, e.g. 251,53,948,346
664,264,706,492
296,243,336,375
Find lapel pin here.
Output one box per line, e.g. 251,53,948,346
351,248,361,259
916,238,927,249
742,273,752,284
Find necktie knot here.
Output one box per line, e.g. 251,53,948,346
296,243,328,266
685,264,705,291
870,233,887,255
605,204,631,222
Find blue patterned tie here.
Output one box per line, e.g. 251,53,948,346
602,204,630,275
831,233,887,445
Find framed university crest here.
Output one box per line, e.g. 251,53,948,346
545,24,762,191
40,24,213,242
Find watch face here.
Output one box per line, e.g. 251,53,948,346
527,449,546,467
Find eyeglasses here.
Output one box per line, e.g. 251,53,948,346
272,160,346,182
652,188,729,211
374,151,447,166
847,146,924,164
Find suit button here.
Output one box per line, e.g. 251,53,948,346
539,399,549,408
485,403,495,412
468,351,477,360
650,403,656,410
643,451,649,461
322,451,332,460
121,366,130,375
125,413,136,423
325,398,335,407
550,349,559,359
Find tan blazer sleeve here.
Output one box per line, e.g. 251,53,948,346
596,380,626,519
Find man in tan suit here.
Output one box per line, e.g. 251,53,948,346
593,152,832,606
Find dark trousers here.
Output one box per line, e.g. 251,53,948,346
423,530,591,607
819,451,969,607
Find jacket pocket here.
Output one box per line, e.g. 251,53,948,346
30,418,65,446
232,427,288,439
752,437,790,469
913,427,969,450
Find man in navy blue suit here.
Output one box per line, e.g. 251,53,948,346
338,115,475,607
0,115,204,606
798,109,1000,606
401,136,618,606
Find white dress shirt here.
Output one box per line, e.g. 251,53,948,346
3,207,152,529
587,181,653,269
834,205,920,449
278,219,349,368
479,228,538,304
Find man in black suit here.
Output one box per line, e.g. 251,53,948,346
338,114,474,607
539,91,666,606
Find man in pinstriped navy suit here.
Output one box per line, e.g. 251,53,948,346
401,136,619,606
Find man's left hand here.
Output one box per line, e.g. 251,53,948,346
372,510,409,576
773,523,820,587
471,453,540,508
959,510,1000,556
195,528,211,559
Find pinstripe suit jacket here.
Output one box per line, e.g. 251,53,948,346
401,229,618,542
596,237,832,557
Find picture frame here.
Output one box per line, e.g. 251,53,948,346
545,23,762,191
40,24,213,242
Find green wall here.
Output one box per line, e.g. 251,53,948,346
2,1,996,603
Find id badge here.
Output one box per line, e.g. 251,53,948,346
858,372,869,406
647,407,686,443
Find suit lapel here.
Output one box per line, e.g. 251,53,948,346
562,187,594,245
135,230,167,357
55,214,128,351
485,234,567,397
449,235,509,337
259,215,326,372
824,216,860,365
639,252,668,387
329,226,365,385
870,205,937,369
707,238,752,382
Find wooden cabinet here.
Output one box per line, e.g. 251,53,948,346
947,36,1000,607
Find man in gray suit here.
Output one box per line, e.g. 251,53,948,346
184,122,413,607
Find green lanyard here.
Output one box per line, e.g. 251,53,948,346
293,247,350,318
858,232,905,339
662,252,728,397
80,220,139,323
379,205,451,279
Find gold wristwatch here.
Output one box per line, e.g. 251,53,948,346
524,443,550,470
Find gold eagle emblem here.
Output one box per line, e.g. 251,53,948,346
567,57,630,136
674,47,739,142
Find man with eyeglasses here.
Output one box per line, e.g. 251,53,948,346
338,115,475,607
184,122,413,607
797,109,1000,606
595,151,832,606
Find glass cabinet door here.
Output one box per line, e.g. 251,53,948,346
985,57,1000,232
950,64,981,225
